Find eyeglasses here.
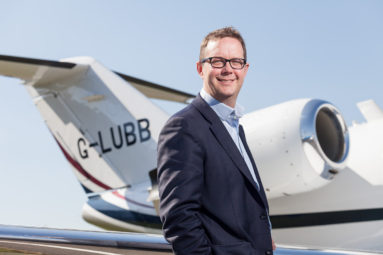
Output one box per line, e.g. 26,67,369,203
201,57,247,70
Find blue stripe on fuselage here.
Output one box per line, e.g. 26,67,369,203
87,196,162,229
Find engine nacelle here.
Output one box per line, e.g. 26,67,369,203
241,99,349,199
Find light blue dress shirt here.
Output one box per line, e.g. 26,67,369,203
200,89,260,190
200,89,272,230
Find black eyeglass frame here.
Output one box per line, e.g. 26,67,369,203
200,57,247,70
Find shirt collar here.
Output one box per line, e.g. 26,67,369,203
200,88,244,123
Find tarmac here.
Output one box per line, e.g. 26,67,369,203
0,239,172,255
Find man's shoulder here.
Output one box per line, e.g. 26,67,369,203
162,101,208,132
173,103,198,119
171,95,209,120
165,103,199,127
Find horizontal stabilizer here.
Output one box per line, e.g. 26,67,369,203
0,54,80,86
0,54,194,103
357,99,383,122
116,72,194,104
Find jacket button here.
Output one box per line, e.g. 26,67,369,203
265,250,272,255
260,215,267,220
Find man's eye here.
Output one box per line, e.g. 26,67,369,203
211,59,224,64
231,59,243,64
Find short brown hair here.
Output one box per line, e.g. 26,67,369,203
199,27,247,61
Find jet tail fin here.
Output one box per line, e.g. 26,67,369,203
0,54,186,194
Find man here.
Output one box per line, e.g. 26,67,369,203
157,27,274,255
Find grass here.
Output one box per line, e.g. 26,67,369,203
0,246,42,255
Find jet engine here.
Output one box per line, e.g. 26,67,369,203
241,99,349,199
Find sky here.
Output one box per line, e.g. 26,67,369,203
0,0,382,231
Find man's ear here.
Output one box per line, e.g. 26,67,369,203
196,61,204,78
243,62,249,75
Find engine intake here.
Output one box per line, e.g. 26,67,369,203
241,99,349,198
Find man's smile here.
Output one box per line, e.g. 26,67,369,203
217,77,235,82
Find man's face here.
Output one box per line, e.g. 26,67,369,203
197,37,249,108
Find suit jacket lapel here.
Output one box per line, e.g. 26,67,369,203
239,125,269,210
191,95,263,197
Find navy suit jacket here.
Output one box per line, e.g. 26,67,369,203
157,94,272,255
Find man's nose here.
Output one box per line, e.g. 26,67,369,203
221,61,233,74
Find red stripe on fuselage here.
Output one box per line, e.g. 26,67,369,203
54,138,155,209
112,191,154,209
54,138,112,190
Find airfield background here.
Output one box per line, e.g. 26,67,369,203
0,0,382,230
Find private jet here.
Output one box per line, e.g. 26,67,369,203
0,54,382,253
